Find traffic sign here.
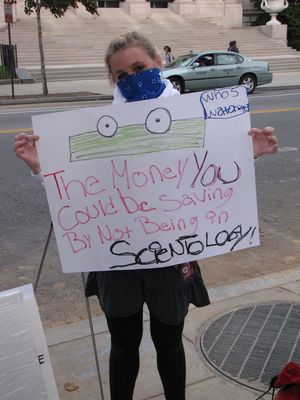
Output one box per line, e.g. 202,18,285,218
4,0,13,24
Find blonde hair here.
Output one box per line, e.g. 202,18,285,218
105,31,160,82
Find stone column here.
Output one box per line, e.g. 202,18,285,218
223,0,243,27
13,0,25,21
197,0,224,21
169,0,200,17
170,0,243,27
120,0,151,16
259,24,287,44
0,3,5,31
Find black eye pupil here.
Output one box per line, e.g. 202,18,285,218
155,118,160,123
105,124,109,128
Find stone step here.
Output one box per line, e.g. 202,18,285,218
9,49,297,58
15,49,296,58
12,45,298,55
12,42,296,49
27,59,300,82
1,29,290,38
1,3,299,79
17,55,299,70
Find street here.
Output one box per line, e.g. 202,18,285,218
1,88,299,329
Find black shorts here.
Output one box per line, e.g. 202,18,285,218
85,261,210,325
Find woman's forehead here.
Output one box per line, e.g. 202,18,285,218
109,46,159,71
111,46,150,61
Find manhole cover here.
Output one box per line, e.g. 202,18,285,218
200,302,300,391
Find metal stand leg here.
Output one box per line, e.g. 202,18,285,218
33,222,53,294
34,222,105,399
81,273,105,400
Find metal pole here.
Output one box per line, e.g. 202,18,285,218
7,22,14,98
33,223,105,398
81,273,105,400
33,222,53,293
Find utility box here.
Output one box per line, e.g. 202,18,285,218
15,68,35,83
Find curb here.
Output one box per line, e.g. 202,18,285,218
1,85,299,106
45,266,300,347
255,85,300,92
0,94,114,106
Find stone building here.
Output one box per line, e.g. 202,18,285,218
0,0,260,29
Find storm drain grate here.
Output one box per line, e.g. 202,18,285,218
200,302,300,391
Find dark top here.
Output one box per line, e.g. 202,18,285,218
227,46,239,53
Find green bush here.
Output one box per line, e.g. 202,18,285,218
0,65,10,79
280,5,300,50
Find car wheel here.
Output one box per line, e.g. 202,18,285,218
169,77,185,94
239,74,257,94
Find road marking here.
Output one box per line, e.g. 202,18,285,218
1,107,299,134
252,92,300,99
251,107,300,114
0,103,102,115
0,127,33,134
279,146,298,152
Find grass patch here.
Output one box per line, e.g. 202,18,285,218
0,65,10,79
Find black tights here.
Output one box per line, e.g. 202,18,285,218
106,310,186,400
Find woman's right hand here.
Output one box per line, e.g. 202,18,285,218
13,133,41,175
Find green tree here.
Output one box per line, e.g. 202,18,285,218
253,1,300,50
24,1,99,96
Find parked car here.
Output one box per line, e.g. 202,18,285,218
161,51,273,94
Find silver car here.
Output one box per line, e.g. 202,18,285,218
161,51,273,94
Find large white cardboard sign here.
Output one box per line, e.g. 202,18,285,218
0,285,59,400
32,86,259,272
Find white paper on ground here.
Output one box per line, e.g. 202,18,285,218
0,284,59,400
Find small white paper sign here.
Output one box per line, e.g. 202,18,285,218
0,285,59,400
32,86,259,272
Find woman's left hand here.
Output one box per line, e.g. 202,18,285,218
249,126,279,159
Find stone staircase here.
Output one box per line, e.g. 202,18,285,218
0,5,299,82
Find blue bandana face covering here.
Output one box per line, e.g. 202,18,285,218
117,68,166,102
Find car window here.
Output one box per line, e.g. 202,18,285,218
236,55,244,64
216,54,239,66
195,54,214,67
166,54,196,67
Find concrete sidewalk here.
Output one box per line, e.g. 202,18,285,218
1,71,300,105
45,267,300,400
3,69,300,399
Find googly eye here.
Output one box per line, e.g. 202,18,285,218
97,115,118,138
145,108,171,134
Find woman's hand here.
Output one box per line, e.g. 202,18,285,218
13,133,41,175
249,126,279,159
